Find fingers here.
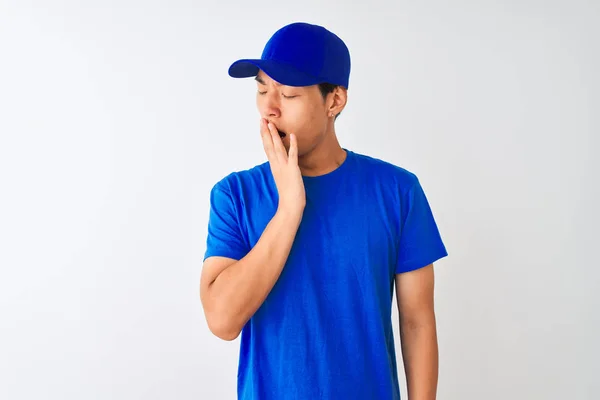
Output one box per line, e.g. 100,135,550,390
260,119,274,160
267,122,287,161
288,133,298,165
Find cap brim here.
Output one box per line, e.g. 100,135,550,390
228,59,320,87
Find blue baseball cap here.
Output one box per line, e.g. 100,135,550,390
228,22,351,89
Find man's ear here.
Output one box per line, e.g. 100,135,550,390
328,87,347,117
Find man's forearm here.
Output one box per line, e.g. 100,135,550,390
399,317,439,400
206,207,303,338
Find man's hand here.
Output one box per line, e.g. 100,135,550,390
260,118,306,214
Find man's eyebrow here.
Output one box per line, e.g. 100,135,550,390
255,75,282,86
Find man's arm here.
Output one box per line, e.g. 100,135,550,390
395,263,438,400
200,120,305,341
200,207,302,341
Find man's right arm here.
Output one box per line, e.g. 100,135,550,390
200,206,302,341
200,119,306,341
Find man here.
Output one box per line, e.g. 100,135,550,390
200,22,448,400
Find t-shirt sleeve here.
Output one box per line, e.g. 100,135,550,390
395,177,448,274
203,182,250,262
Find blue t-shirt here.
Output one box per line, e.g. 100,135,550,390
203,149,448,400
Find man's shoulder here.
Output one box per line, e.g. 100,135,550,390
210,161,271,194
349,150,419,188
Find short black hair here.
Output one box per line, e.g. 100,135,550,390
318,83,342,120
318,82,338,98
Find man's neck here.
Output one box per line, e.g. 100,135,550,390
298,132,347,177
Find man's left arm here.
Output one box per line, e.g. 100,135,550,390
395,263,438,400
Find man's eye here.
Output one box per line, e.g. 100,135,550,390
257,90,267,95
282,94,298,99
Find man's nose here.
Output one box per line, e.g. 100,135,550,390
262,93,281,118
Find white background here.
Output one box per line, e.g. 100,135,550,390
1,1,598,399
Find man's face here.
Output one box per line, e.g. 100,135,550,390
255,70,330,155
